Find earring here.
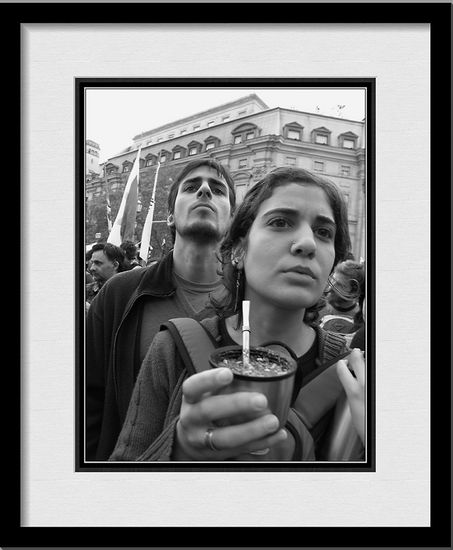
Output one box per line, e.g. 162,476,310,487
234,268,242,313
167,214,174,226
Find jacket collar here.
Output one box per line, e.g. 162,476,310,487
136,250,176,297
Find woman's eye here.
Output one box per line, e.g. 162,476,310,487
212,187,225,195
184,185,196,192
316,227,334,239
268,218,290,228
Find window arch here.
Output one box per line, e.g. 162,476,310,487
172,145,187,160
283,121,303,141
311,126,332,146
187,140,202,156
105,162,118,175
204,135,221,151
231,122,260,144
145,153,157,167
158,149,170,163
122,161,133,173
338,131,358,149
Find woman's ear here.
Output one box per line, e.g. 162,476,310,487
231,239,246,269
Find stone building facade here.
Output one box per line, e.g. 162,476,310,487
86,94,366,261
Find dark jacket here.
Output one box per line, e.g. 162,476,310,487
86,252,178,460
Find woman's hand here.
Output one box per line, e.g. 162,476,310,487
336,348,365,443
173,367,288,460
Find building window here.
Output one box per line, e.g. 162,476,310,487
193,125,200,131
157,137,163,142
338,132,358,149
173,151,181,160
238,158,247,168
234,135,242,144
315,134,328,145
340,165,351,177
180,129,187,135
207,120,215,127
286,157,297,166
246,131,254,140
314,161,324,172
205,142,215,151
147,140,152,145
342,139,355,149
222,115,230,122
287,129,301,140
146,157,154,167
189,147,198,156
123,164,131,173
160,154,167,163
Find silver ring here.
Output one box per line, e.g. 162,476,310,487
204,427,220,451
249,448,270,456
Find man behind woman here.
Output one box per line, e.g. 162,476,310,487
109,166,366,462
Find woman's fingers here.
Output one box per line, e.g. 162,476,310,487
182,367,233,404
198,415,287,456
336,349,365,398
213,413,281,449
182,391,269,427
348,348,365,387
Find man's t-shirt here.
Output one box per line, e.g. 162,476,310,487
139,272,227,364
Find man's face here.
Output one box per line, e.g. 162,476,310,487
89,250,118,284
172,166,232,243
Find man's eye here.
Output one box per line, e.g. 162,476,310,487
212,187,225,195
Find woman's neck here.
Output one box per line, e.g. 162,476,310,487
226,302,315,358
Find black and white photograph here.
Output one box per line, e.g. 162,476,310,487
9,0,450,543
79,82,373,469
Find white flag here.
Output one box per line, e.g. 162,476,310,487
107,147,141,246
139,161,161,262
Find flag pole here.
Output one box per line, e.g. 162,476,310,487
139,156,161,263
103,160,112,232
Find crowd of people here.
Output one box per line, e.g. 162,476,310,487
85,158,366,462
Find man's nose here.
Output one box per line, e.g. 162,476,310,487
196,181,212,199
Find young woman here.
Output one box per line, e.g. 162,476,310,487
110,167,365,461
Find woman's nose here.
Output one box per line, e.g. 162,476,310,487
290,226,316,257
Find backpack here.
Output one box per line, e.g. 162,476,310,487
161,317,363,461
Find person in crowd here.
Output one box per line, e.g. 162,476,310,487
109,167,365,462
120,240,142,270
86,250,94,284
86,158,236,460
86,242,126,307
318,259,365,342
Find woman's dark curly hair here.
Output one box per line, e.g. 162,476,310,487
213,167,352,327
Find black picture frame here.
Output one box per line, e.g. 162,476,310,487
8,2,451,548
76,76,375,473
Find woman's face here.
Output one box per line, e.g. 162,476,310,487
240,182,336,312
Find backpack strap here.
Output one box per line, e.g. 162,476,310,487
291,328,363,460
160,318,218,376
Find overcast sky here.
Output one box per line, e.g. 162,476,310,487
86,87,366,164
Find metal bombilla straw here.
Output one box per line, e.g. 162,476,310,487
242,300,251,367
